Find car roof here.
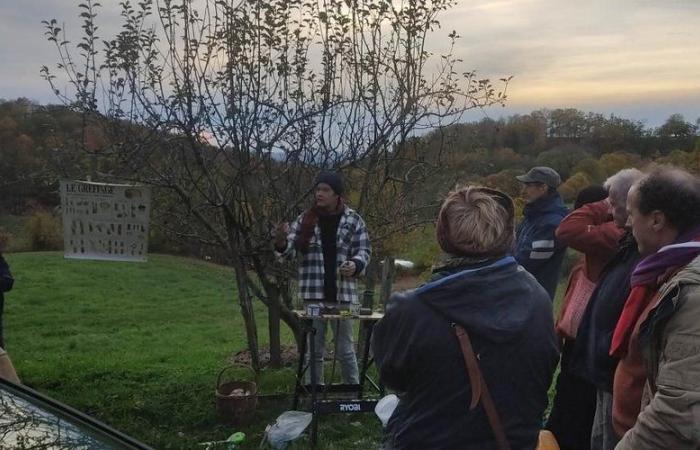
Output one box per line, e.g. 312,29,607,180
0,377,153,450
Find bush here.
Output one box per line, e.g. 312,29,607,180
559,172,592,203
25,209,63,251
0,228,11,253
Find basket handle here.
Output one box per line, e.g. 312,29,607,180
216,363,258,389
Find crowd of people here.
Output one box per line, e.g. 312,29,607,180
369,166,700,449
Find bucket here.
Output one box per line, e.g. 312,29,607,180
215,364,258,426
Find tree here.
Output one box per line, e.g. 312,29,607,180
547,108,588,139
42,0,507,369
501,112,547,155
558,172,591,203
656,114,698,154
535,143,590,180
658,114,697,139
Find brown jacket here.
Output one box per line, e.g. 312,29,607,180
616,255,700,449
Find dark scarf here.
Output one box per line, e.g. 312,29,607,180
296,198,345,252
610,225,700,357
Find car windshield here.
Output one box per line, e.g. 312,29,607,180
0,379,150,449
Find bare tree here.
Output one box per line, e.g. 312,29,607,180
42,0,508,369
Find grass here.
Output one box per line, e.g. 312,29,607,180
3,252,382,449
3,251,567,449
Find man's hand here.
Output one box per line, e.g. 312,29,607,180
274,222,290,250
339,260,356,277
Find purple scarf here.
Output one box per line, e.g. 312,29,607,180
631,225,700,287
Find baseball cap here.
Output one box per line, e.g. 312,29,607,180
516,166,561,189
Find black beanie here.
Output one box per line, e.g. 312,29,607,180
574,185,608,210
314,171,344,195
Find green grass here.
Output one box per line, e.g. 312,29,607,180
3,252,382,449
3,252,567,449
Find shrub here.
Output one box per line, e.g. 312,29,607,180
0,228,11,252
25,209,63,251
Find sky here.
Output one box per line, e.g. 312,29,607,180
1,0,699,128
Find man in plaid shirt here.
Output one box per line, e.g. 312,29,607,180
275,171,371,384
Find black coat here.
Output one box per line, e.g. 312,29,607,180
569,233,641,392
0,254,14,348
372,257,559,450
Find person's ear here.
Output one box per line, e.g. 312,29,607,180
650,210,666,231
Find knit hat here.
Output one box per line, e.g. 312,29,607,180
574,185,608,210
314,171,344,195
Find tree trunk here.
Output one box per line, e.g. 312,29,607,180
232,258,260,372
267,285,282,369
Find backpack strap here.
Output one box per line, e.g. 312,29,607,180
454,324,512,450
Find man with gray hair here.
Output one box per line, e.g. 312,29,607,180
565,168,644,450
605,169,645,229
546,179,627,450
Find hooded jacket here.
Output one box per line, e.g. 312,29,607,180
616,254,700,449
515,193,569,299
372,256,559,450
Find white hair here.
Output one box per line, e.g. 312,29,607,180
604,168,644,202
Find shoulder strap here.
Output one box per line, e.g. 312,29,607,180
454,324,512,450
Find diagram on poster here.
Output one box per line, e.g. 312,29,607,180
60,180,151,262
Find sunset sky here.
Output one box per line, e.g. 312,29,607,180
2,0,698,127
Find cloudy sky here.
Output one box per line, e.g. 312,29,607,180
2,0,699,127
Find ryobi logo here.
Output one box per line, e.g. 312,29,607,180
339,402,361,412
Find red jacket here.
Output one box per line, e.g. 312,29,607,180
555,199,623,282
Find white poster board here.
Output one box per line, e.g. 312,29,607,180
60,180,151,262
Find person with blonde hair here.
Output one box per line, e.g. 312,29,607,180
373,186,558,450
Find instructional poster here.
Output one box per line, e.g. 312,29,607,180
60,180,151,262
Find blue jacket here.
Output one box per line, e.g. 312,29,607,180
372,257,559,450
515,193,568,299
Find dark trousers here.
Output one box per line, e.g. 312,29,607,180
545,339,597,450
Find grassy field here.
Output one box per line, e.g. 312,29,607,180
3,252,382,449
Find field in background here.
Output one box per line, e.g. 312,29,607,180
3,252,382,449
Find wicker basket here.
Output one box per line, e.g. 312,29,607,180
215,364,258,426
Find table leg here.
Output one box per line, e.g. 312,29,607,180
309,323,318,448
292,327,309,410
358,321,374,398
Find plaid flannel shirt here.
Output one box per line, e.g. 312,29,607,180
277,207,371,303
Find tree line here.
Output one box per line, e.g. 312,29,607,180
2,98,697,218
